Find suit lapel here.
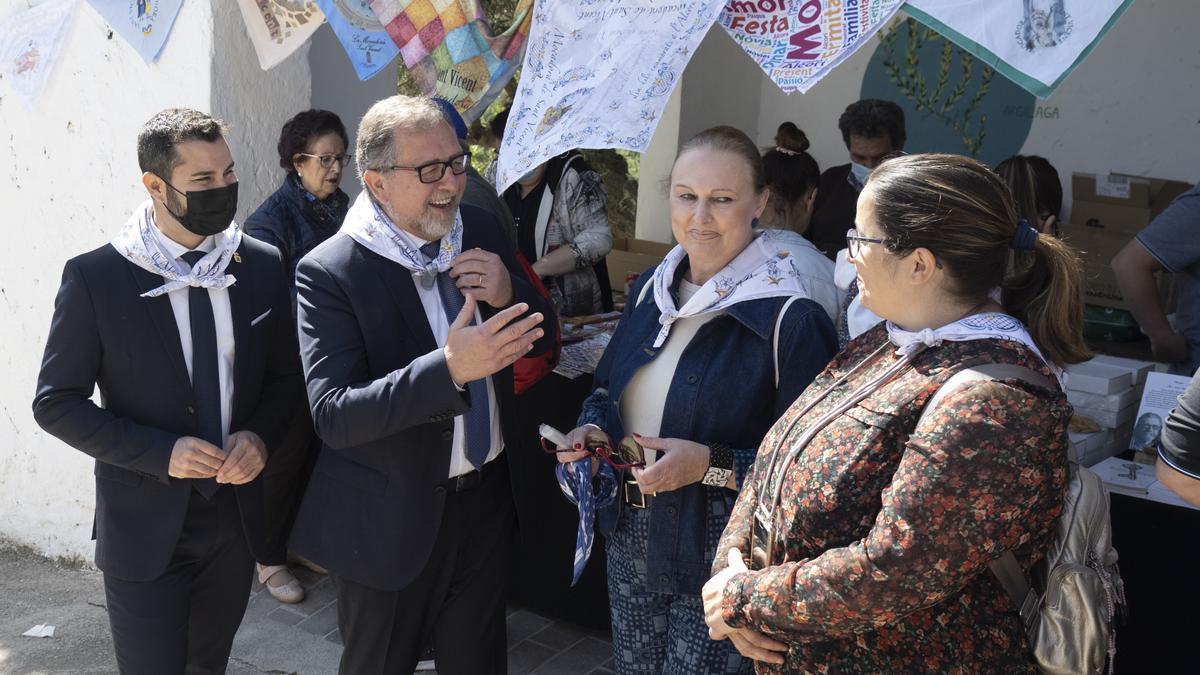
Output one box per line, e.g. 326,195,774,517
225,244,253,416
126,261,193,394
361,245,438,352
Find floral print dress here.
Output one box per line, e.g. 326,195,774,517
713,325,1070,674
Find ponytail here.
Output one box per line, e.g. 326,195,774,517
1002,234,1091,366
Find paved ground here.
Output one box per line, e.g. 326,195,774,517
0,545,614,675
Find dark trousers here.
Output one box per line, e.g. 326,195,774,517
259,404,319,566
333,459,516,675
103,487,254,675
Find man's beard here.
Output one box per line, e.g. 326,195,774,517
406,197,459,240
164,186,188,221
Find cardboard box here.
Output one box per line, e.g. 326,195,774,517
1065,362,1132,394
1073,400,1138,429
1060,224,1176,311
1089,354,1156,387
1070,173,1192,236
1067,384,1143,414
1072,429,1118,468
606,237,674,293
1065,171,1189,311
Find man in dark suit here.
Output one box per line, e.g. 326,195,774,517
288,95,555,675
807,99,907,259
33,108,304,674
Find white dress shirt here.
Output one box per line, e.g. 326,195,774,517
389,226,504,478
150,223,236,444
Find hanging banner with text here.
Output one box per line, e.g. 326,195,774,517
235,0,326,70
904,0,1135,98
314,0,398,81
720,0,904,94
0,0,80,111
496,0,726,192
86,0,184,63
371,0,534,124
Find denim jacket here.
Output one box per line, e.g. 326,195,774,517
577,269,836,595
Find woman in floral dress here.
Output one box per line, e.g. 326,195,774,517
702,154,1092,673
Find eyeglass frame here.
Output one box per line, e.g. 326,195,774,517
845,228,895,258
296,152,354,169
540,434,647,470
381,152,472,184
846,227,944,269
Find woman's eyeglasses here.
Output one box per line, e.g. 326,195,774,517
541,433,646,470
383,152,472,184
298,153,354,169
845,228,893,258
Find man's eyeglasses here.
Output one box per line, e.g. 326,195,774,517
383,152,471,184
298,153,354,169
845,228,893,258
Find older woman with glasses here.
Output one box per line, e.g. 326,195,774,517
551,126,837,674
244,109,352,604
704,154,1090,672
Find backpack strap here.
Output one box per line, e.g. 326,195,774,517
920,362,1051,629
635,276,654,307
774,296,803,388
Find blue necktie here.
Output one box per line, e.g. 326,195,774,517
420,241,492,469
182,251,221,498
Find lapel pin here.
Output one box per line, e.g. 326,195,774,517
233,251,242,263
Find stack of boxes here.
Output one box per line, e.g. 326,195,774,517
1066,355,1155,466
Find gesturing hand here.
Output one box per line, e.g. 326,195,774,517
449,248,514,308
217,430,268,485
703,548,788,665
168,436,227,479
444,297,544,386
630,435,710,494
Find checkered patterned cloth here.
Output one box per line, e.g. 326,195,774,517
370,0,533,123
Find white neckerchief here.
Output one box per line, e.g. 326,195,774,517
886,312,1065,386
110,200,241,298
650,229,807,348
340,192,462,281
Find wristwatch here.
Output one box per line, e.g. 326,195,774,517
702,442,734,487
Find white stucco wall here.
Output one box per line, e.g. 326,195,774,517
0,0,310,561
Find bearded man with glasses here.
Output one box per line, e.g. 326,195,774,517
286,95,556,675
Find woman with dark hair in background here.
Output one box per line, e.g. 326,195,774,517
758,122,839,322
760,122,821,236
244,109,351,603
705,154,1090,672
996,154,1063,237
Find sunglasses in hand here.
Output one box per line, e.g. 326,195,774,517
539,424,646,470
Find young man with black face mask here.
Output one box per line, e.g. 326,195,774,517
33,108,304,673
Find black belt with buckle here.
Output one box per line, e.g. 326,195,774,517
444,458,500,493
624,480,654,509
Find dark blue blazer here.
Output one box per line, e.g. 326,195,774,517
288,204,556,591
32,236,304,581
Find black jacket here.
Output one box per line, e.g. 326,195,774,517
806,163,860,260
32,236,304,581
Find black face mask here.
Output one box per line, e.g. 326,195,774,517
162,179,239,237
